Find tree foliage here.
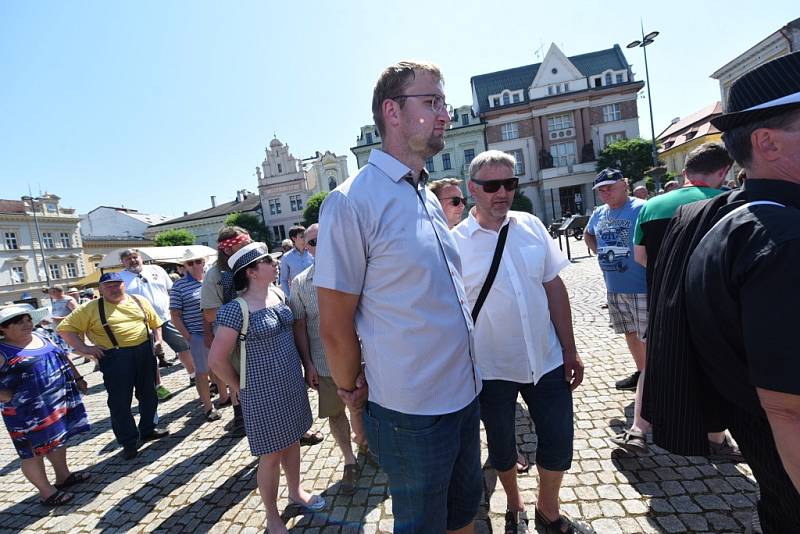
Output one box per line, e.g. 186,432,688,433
303,192,329,227
596,138,657,183
511,190,533,214
224,212,267,242
154,228,195,247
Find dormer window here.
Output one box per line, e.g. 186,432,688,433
489,89,524,108
503,93,511,105
492,97,500,107
366,132,373,144
605,72,612,85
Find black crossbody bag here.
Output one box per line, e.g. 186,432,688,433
471,223,510,322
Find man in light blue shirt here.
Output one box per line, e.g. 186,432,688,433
278,225,313,297
315,61,482,533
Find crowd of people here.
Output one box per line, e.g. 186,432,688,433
1,51,799,533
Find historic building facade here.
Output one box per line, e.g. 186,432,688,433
471,43,644,223
0,194,85,305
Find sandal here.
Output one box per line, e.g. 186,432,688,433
41,489,74,507
287,494,326,512
609,428,648,454
516,452,530,474
534,507,576,534
54,471,91,490
205,409,221,422
216,397,232,408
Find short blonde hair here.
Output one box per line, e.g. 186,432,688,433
372,61,443,137
428,178,462,197
468,150,515,181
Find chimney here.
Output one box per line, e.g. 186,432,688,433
183,211,188,216
210,195,216,208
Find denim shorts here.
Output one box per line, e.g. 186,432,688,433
362,398,483,533
188,334,209,374
480,365,573,472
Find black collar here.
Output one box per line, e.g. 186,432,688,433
744,178,800,210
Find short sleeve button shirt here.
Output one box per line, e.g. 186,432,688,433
314,149,480,416
119,265,173,322
452,211,570,384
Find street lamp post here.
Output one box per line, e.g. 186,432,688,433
627,26,661,190
22,195,52,287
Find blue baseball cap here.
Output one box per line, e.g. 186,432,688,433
592,168,625,190
99,272,124,284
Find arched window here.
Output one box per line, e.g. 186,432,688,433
604,72,612,86
328,176,337,190
502,93,511,105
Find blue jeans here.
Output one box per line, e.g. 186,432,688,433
480,365,573,472
98,341,158,447
363,398,483,533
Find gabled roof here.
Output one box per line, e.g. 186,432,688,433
148,193,261,228
471,44,630,113
84,206,170,225
657,102,722,140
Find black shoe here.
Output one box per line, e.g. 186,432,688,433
157,357,171,368
122,444,139,460
141,428,170,442
505,510,530,534
300,431,324,446
615,370,641,391
189,376,196,387
224,416,246,437
209,382,218,396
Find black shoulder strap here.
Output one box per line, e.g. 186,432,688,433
471,223,510,323
128,294,150,327
98,298,120,349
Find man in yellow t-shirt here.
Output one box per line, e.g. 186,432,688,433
59,272,170,459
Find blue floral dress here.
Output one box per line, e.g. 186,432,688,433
0,334,90,459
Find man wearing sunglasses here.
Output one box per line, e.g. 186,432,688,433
315,61,482,533
452,150,583,533
429,177,467,229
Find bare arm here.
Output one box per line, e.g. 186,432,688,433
293,318,319,389
584,231,597,254
317,287,361,393
208,326,240,390
170,309,192,342
757,387,800,493
202,308,217,348
543,275,583,390
634,244,648,268
59,330,104,359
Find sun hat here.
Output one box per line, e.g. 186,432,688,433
180,248,208,264
0,304,51,333
711,51,800,131
227,242,282,275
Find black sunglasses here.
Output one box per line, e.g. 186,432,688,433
441,196,466,207
185,259,205,266
307,238,317,246
471,177,518,193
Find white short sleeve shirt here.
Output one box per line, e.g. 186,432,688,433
451,210,570,384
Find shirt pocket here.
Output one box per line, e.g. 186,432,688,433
518,244,546,284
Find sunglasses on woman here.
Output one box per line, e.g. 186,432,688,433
471,177,518,193
441,197,467,207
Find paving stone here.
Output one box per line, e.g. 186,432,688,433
655,514,686,533
668,495,701,513
695,493,731,510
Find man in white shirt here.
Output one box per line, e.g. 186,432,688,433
452,150,584,534
118,249,195,400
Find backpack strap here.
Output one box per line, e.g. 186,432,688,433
234,297,249,388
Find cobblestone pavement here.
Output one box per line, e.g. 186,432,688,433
0,239,759,533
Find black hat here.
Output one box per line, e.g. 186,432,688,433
711,51,800,132
592,168,624,190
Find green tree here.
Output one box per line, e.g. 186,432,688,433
153,228,194,246
511,189,533,214
596,138,657,184
224,212,267,242
303,192,328,226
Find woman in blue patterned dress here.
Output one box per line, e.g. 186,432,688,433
0,305,91,506
209,242,323,534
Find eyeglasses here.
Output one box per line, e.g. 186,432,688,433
307,238,317,247
441,196,466,207
185,259,205,266
471,177,518,193
389,93,453,115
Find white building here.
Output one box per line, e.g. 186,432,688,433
0,194,85,305
80,206,169,239
711,17,800,109
351,105,486,189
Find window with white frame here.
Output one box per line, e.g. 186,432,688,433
460,114,469,125
501,122,519,141
366,132,373,144
464,148,475,166
48,263,61,280
46,203,57,213
492,97,500,107
59,232,71,248
289,194,303,212
512,93,521,103
603,103,622,122
4,231,18,250
272,225,286,241
425,157,435,172
604,72,612,85
604,132,625,146
506,149,525,176
66,263,78,277
547,113,574,132
42,232,55,248
615,73,624,83
269,198,281,215
550,142,576,167
11,266,25,284
548,86,554,95
502,93,510,105
441,153,452,170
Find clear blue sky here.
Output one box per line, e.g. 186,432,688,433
1,1,796,218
